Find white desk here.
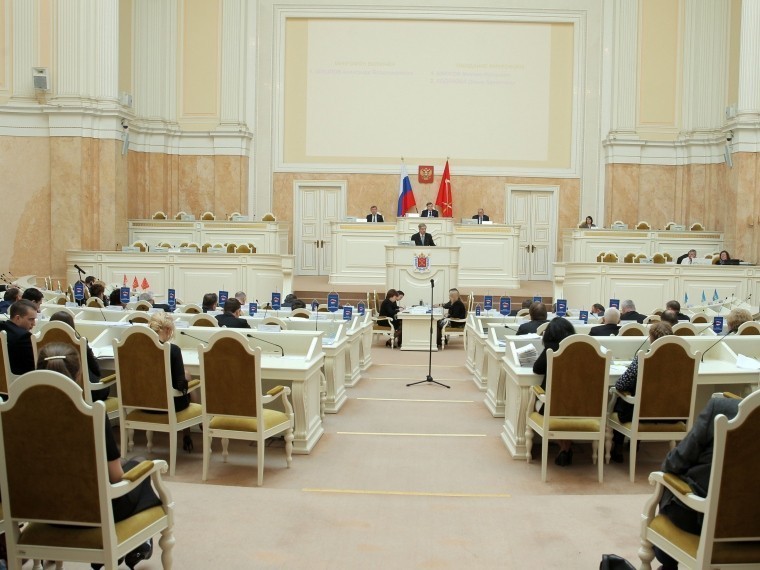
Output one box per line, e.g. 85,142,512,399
397,310,443,351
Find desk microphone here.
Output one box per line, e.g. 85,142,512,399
246,333,284,356
631,336,649,358
74,264,86,274
179,331,208,346
315,306,319,331
503,324,520,333
701,330,735,362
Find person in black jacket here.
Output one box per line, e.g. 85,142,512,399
620,299,647,324
517,302,549,335
379,289,401,347
0,287,22,314
589,307,621,336
366,206,384,223
420,202,439,217
411,224,436,246
665,300,690,321
0,300,38,376
437,288,467,347
215,298,251,329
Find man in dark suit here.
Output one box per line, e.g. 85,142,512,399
665,300,690,321
0,300,37,375
620,299,647,324
509,298,532,317
420,202,439,217
138,291,173,313
654,396,740,569
366,206,384,223
676,249,697,264
215,298,251,329
589,307,621,336
411,224,435,246
517,302,548,335
472,208,490,223
0,287,21,314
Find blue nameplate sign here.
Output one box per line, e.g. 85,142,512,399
579,310,589,323
475,304,481,316
120,287,131,304
218,290,229,305
499,297,511,316
343,306,353,320
609,298,620,309
483,296,493,311
167,289,176,309
73,282,85,301
271,292,281,310
357,302,365,316
713,316,724,334
248,302,258,316
556,299,567,317
327,293,339,312
533,296,542,303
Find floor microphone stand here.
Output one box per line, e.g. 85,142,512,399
407,278,450,389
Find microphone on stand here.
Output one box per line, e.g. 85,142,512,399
74,264,86,274
701,330,735,362
180,331,209,346
246,334,285,356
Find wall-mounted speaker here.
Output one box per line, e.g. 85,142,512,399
32,67,49,90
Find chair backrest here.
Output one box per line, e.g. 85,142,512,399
737,321,760,335
228,211,242,219
31,321,89,395
236,244,252,254
665,221,676,230
536,322,549,335
516,308,530,317
261,213,276,221
181,303,202,314
174,211,186,220
132,241,148,252
199,332,262,420
86,296,104,308
690,222,704,231
290,309,311,319
201,242,213,252
134,300,152,311
596,251,606,262
226,243,237,253
113,327,172,411
620,323,647,336
635,335,699,423
201,211,215,220
636,221,651,230
545,336,611,419
189,314,219,327
642,315,661,324
698,391,760,560
652,253,666,264
262,317,288,329
152,211,167,220
129,315,150,324
672,322,697,336
624,252,636,264
0,331,14,396
690,313,709,323
56,296,68,305
603,252,618,263
158,241,173,249
663,252,673,262
0,370,110,527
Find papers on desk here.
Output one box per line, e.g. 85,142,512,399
322,336,336,345
92,346,114,359
736,354,760,370
407,306,430,315
513,344,537,367
610,364,628,375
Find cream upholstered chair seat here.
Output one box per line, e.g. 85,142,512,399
188,314,219,327
290,309,311,319
620,323,647,336
639,391,760,569
737,321,760,335
372,316,396,348
606,335,700,482
525,335,612,482
690,313,709,324
199,331,294,485
0,370,174,569
441,317,467,350
180,303,202,314
201,211,215,220
672,322,698,336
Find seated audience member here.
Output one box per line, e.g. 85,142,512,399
510,298,532,317
591,303,605,317
411,223,436,246
517,302,549,335
420,202,439,217
215,298,251,329
37,342,159,565
379,289,401,348
532,317,576,466
48,310,110,401
437,288,467,348
676,249,697,264
84,275,96,291
0,287,22,314
90,282,108,306
472,208,489,223
366,205,384,223
589,307,621,336
665,300,690,321
620,299,646,324
282,293,297,308
108,288,125,308
610,322,673,462
395,290,405,310
202,293,218,313
138,291,172,312
716,250,732,265
21,287,44,311
148,312,196,452
0,300,37,375
234,291,247,305
660,310,679,326
290,298,307,310
653,396,740,570
726,307,752,333
579,215,596,229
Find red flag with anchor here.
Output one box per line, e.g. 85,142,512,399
141,278,150,290
435,160,453,217
132,276,139,290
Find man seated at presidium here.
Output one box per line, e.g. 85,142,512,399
215,298,251,329
579,215,596,228
677,249,697,264
437,288,467,348
420,202,439,217
517,302,549,335
411,224,436,246
366,206,384,223
472,208,489,223
619,299,646,324
0,299,38,376
589,307,621,336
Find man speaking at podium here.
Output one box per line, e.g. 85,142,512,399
411,223,436,246
366,205,384,223
472,208,489,223
420,202,439,217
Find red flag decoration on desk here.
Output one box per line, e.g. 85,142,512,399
123,274,128,287
141,277,150,290
435,160,453,217
132,276,139,290
397,163,417,217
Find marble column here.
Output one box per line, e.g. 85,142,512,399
737,0,760,118
219,0,247,127
609,0,638,137
10,0,39,100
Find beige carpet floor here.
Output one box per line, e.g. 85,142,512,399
52,339,658,569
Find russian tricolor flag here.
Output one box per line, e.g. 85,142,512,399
397,163,416,217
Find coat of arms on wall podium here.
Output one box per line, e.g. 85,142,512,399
413,253,430,272
418,166,434,184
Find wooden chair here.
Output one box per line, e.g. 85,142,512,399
690,313,709,324
188,314,219,328
131,241,148,252
181,303,202,314
516,308,530,317
134,301,152,312
624,252,637,264
226,243,237,253
32,321,118,418
261,213,276,221
737,321,760,335
603,252,619,263
636,221,651,230
0,370,175,569
663,252,673,262
642,315,661,325
174,211,187,220
652,253,667,264
372,316,396,348
235,244,252,254
0,331,17,399
199,332,294,485
620,323,647,336
290,309,311,319
606,335,700,482
113,327,202,476
261,317,288,330
151,211,167,219
535,322,549,336
690,222,705,231
86,296,104,308
441,317,467,350
201,242,213,252
201,211,215,220
639,391,760,569
525,336,612,482
672,323,698,336
596,252,606,262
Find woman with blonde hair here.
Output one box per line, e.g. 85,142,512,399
726,308,752,333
